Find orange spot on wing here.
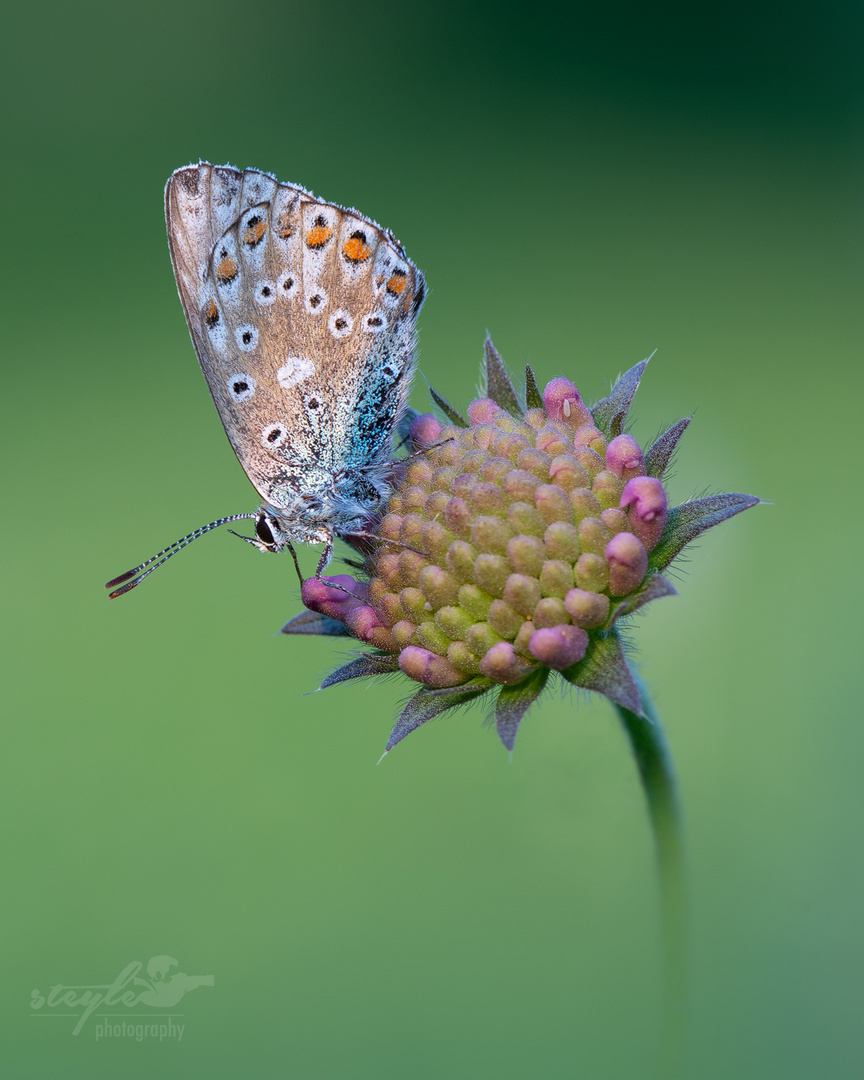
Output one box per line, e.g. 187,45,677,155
385,272,407,295
203,299,219,327
215,255,238,284
342,236,371,262
242,218,267,246
306,224,333,249
276,212,294,238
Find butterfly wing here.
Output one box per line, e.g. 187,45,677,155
164,163,425,511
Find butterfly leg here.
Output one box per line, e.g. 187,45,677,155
313,535,334,580
285,540,304,588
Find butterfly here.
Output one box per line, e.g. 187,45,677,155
107,163,425,598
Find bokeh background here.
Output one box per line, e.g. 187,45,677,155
2,1,861,1076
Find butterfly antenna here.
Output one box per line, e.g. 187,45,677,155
105,514,257,598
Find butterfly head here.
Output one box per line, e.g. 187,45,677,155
250,509,288,553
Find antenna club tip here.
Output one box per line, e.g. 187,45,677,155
108,581,138,599
105,570,138,589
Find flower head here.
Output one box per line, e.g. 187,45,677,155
283,337,759,753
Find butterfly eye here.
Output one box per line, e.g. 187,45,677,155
254,513,278,548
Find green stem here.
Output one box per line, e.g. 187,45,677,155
614,681,686,1078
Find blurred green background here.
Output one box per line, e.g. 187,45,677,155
1,1,861,1076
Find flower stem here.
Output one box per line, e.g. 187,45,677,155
614,680,686,1077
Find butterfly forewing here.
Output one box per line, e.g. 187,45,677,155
164,163,424,513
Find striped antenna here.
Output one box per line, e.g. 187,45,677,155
105,514,256,598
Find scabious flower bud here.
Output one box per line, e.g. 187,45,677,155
408,413,443,448
605,532,648,596
301,575,366,621
543,378,593,428
605,434,644,479
620,476,668,550
467,398,504,424
529,625,588,669
479,642,536,684
399,646,466,688
284,344,758,752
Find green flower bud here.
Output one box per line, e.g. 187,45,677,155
502,573,542,617
506,534,546,576
487,598,526,639
457,583,495,621
578,516,613,556
418,565,460,608
399,587,430,623
435,605,475,641
415,620,452,654
471,515,515,555
466,622,505,656
446,541,478,582
473,553,511,596
575,553,610,593
543,521,581,563
539,560,574,598
507,501,547,537
533,597,570,628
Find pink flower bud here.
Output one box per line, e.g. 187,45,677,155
376,591,403,625
604,532,649,595
377,513,403,541
344,605,396,651
605,434,644,479
516,447,552,479
564,588,610,628
479,641,537,684
535,428,572,456
619,476,668,550
409,412,443,449
398,646,467,688
467,398,504,424
542,378,592,427
442,497,473,538
528,625,589,669
300,575,363,621
573,425,606,454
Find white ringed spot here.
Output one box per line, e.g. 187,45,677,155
227,374,255,402
254,280,277,306
276,355,315,389
328,310,353,339
235,325,259,352
277,270,297,298
261,423,288,450
304,288,328,314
